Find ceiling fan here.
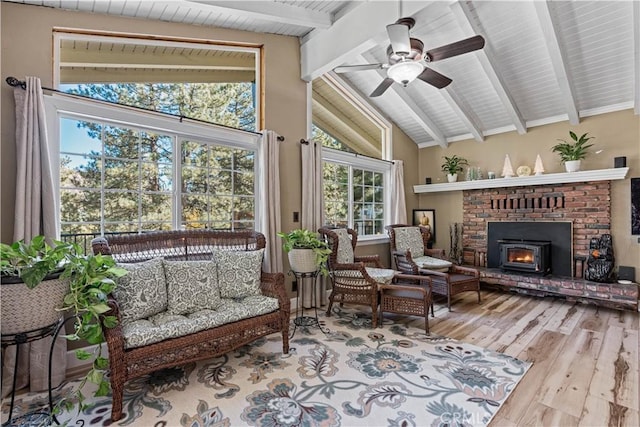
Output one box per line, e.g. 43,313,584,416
334,17,485,97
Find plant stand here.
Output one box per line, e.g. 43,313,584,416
289,270,329,337
1,318,63,426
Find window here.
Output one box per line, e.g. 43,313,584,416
312,74,392,239
51,32,262,238
48,95,261,237
321,137,391,238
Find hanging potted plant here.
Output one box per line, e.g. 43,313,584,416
551,131,594,172
277,229,331,275
0,235,127,415
441,155,469,183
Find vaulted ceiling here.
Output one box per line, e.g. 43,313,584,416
13,0,640,148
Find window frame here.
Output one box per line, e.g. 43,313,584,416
45,93,263,235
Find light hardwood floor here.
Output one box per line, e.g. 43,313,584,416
423,288,639,427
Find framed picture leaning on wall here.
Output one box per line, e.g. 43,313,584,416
412,209,436,243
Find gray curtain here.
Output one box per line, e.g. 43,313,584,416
2,76,67,397
300,140,325,307
390,160,407,224
259,130,283,274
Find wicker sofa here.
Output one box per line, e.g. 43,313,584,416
91,229,290,422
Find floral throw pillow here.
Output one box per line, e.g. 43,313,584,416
333,228,354,264
395,227,425,259
215,249,265,299
114,258,167,324
163,260,221,315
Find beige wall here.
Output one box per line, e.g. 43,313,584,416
417,109,640,269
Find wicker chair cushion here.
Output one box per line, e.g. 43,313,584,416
114,258,167,324
121,295,279,349
365,267,396,284
413,256,452,272
163,260,222,315
215,248,265,298
394,227,425,258
333,228,354,264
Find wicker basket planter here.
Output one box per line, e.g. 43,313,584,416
1,274,69,335
288,248,318,273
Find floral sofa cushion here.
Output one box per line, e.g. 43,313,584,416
121,295,279,349
333,228,354,264
163,260,221,315
215,249,264,299
365,267,396,284
114,258,167,324
394,227,425,259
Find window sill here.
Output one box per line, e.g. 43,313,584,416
357,235,389,246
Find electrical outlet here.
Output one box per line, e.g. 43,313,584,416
293,212,299,222
292,280,297,292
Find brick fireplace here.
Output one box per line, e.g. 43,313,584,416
461,180,638,310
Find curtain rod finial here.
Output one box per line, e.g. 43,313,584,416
6,76,26,89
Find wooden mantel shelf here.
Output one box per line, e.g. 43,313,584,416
413,167,629,194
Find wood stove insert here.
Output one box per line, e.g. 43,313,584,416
498,239,551,275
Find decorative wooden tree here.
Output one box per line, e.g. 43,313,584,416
534,154,545,175
502,154,514,178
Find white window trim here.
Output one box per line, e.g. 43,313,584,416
45,92,262,232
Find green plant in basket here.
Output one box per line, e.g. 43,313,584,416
277,229,331,276
0,236,127,416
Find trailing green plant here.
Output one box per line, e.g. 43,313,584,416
0,235,72,287
551,131,594,162
0,236,127,416
277,229,331,276
441,155,469,175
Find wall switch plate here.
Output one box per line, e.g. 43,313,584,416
293,212,299,222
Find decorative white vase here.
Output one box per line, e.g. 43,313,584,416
564,160,581,173
447,173,458,183
288,249,318,273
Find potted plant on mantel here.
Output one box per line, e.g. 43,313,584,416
0,235,127,416
278,229,331,276
551,131,595,173
441,155,469,183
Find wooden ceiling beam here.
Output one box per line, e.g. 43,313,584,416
534,1,580,125
450,1,527,135
184,0,333,29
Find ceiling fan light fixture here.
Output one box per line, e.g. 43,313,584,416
387,61,424,86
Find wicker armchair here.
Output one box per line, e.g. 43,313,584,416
386,224,481,311
318,227,395,327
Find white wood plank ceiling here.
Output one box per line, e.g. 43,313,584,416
11,0,640,148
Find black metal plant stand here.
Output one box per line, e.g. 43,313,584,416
289,270,330,337
1,317,65,426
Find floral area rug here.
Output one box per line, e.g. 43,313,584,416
2,307,530,426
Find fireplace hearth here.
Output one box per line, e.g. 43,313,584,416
498,239,551,275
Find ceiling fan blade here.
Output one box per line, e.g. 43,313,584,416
370,78,395,97
417,67,452,89
334,64,384,73
386,23,411,55
425,35,485,62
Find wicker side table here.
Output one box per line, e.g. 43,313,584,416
379,273,434,334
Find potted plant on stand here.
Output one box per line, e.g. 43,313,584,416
551,131,594,172
277,229,331,276
1,235,127,419
441,155,469,183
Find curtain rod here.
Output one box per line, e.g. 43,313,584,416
301,139,394,164
5,76,285,140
